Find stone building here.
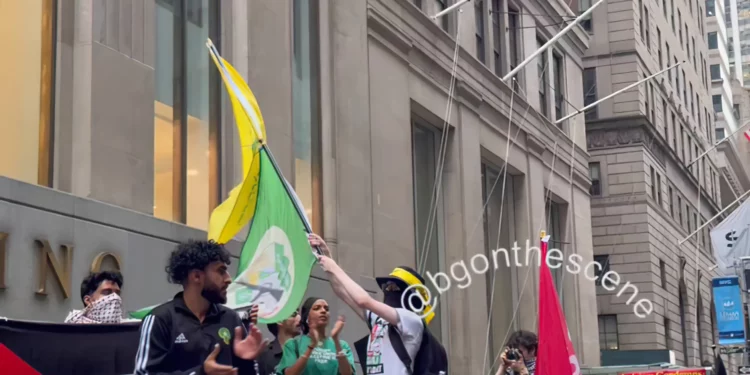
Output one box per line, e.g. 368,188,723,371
580,0,729,368
0,0,598,372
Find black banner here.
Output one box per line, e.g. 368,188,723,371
0,319,141,375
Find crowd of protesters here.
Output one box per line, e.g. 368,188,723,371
65,235,537,374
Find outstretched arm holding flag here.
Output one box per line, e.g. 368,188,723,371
309,234,398,324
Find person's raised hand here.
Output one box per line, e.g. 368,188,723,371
247,305,259,326
203,344,238,375
331,315,346,339
308,233,331,257
315,254,339,273
309,326,321,347
233,326,268,361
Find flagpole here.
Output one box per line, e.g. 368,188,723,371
555,62,683,124
501,0,605,83
678,189,750,245
687,119,750,168
431,0,470,19
260,145,322,255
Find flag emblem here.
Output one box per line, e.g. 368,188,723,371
224,148,317,323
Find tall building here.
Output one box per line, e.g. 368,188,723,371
708,0,750,214
0,0,599,372
581,0,724,368
725,0,750,84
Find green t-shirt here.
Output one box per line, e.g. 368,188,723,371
275,335,355,375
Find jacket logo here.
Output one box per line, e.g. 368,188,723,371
219,328,231,345
174,333,188,344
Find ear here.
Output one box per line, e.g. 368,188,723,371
83,295,92,307
189,269,203,283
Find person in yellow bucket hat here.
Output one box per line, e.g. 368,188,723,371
308,234,448,375
374,266,435,325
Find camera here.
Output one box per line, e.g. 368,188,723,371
506,348,521,361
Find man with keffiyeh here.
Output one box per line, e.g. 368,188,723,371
64,271,133,324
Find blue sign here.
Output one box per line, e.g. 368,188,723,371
712,276,746,346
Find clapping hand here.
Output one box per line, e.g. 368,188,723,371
331,315,345,339
233,325,268,360
203,344,238,375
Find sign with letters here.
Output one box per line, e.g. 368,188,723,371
712,276,747,346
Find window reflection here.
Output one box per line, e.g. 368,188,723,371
154,0,218,230
412,121,443,342
0,0,54,185
154,0,176,222
293,0,321,231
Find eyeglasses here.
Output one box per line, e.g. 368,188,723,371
382,281,401,292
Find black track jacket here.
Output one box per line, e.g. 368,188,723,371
133,292,258,375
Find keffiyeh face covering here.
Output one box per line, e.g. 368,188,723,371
67,293,123,324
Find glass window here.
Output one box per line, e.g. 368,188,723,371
667,44,672,80
580,0,593,32
594,255,610,286
589,163,601,196
293,0,322,232
645,8,651,49
665,317,673,349
154,0,221,229
583,68,598,120
733,104,740,119
658,29,663,67
481,162,516,360
0,0,55,186
657,174,662,206
476,0,485,63
712,94,722,112
598,315,619,350
508,7,521,90
492,0,502,75
706,0,715,16
669,186,674,217
708,32,718,49
553,53,565,122
650,166,656,198
545,199,565,292
537,37,548,117
154,0,220,229
436,0,449,32
716,128,725,140
710,64,721,80
412,121,444,341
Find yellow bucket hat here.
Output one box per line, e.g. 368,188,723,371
376,266,436,325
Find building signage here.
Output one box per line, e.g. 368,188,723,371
620,370,706,375
712,276,747,346
0,232,122,299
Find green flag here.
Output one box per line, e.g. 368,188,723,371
223,147,317,324
129,148,317,322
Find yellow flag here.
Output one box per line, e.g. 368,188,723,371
207,42,267,243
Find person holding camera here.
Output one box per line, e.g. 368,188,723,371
495,330,537,375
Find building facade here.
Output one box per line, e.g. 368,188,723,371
581,0,728,368
0,0,598,372
708,0,750,216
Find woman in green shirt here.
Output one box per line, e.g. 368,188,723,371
276,297,355,375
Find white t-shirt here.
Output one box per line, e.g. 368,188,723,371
365,308,424,375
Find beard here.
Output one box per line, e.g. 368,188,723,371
202,284,227,304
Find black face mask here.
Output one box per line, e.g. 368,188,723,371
383,291,403,308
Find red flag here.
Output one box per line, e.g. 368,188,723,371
537,234,581,375
0,344,41,375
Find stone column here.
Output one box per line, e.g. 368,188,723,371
330,0,375,277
